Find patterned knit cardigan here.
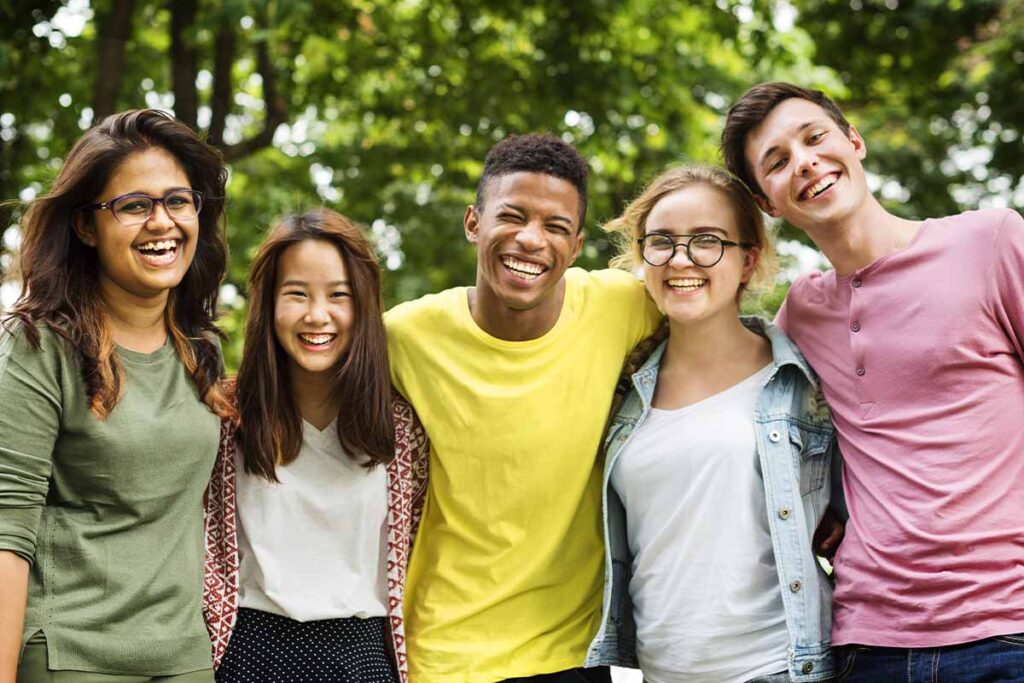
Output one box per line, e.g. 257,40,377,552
201,395,430,683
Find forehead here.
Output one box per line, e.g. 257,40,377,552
103,147,190,196
484,172,580,219
276,239,348,283
744,98,838,164
645,185,740,236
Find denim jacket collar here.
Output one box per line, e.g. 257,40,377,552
629,316,818,407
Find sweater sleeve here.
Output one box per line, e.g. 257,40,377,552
0,325,62,564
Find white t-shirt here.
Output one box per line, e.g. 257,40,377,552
610,364,789,683
236,419,389,621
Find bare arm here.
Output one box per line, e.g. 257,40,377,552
0,550,29,683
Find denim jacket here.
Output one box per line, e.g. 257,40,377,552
585,317,839,682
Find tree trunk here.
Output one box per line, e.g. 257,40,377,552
208,17,236,147
170,0,199,129
92,0,136,120
220,34,288,162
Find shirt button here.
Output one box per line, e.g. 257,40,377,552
851,321,861,332
856,366,866,376
769,430,781,442
790,580,802,592
852,278,862,288
779,507,791,520
802,662,815,674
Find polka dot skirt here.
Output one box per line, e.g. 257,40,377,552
216,608,398,683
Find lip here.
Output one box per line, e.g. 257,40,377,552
296,332,338,352
663,277,708,297
798,171,841,202
132,237,183,269
499,253,549,284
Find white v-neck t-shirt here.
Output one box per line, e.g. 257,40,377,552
236,419,389,621
610,364,789,683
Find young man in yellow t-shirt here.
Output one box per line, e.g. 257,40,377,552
386,134,660,683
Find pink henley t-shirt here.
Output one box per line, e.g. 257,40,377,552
777,208,1024,648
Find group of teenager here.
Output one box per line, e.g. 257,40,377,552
0,80,1022,683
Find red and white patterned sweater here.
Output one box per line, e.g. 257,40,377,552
201,395,430,683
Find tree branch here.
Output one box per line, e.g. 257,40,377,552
219,35,289,162
92,0,136,120
170,0,199,129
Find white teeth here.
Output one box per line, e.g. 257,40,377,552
136,239,179,252
667,278,706,291
299,333,335,346
501,256,545,278
803,174,837,200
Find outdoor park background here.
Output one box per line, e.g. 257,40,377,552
0,1,1021,681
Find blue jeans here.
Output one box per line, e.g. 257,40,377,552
835,633,1024,682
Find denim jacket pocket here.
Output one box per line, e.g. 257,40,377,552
789,422,830,495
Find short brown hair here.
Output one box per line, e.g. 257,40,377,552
604,164,775,298
235,209,394,481
721,82,852,197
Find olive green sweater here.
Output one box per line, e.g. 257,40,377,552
0,324,219,675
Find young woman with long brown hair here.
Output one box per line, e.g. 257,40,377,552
202,209,428,683
0,109,231,682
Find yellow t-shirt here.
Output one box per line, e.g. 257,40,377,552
386,267,660,682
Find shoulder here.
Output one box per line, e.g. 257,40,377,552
932,208,1022,238
385,287,464,334
570,267,648,305
783,270,830,309
0,318,67,362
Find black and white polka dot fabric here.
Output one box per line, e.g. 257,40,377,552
216,608,398,683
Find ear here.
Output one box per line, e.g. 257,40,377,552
741,245,761,284
73,212,97,247
848,125,867,160
464,205,479,245
570,226,586,264
754,194,780,218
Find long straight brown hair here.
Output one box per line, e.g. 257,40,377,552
235,209,395,481
5,109,231,418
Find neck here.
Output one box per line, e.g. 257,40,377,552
663,310,763,369
801,196,922,276
468,278,566,342
289,365,340,431
98,277,170,352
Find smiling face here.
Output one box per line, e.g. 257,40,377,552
744,97,870,232
643,184,758,327
75,146,199,305
466,171,585,316
273,239,355,380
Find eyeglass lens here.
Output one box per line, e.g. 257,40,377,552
111,190,202,224
642,234,723,267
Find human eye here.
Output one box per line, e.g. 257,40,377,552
768,156,787,173
115,196,152,215
282,289,307,298
546,223,571,235
808,130,827,144
646,234,674,250
331,290,351,299
498,212,523,223
164,192,191,208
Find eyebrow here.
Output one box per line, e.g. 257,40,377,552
498,202,575,226
758,121,816,168
280,279,350,287
647,226,729,237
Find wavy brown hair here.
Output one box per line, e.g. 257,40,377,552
4,109,231,418
235,209,394,481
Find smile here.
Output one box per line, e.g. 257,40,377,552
667,277,707,292
800,173,840,201
298,333,336,347
501,255,547,281
133,238,181,266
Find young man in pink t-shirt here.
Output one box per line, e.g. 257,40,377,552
721,82,1024,682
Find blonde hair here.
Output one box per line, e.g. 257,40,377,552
604,164,776,297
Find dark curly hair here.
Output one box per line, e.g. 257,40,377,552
722,82,852,198
475,133,589,226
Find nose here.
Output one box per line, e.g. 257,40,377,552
515,220,545,250
145,200,177,231
667,241,694,268
303,298,331,325
793,146,818,176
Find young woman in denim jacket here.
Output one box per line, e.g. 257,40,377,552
584,166,843,683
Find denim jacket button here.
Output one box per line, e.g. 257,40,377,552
769,430,781,442
802,662,814,674
779,507,791,520
789,579,802,592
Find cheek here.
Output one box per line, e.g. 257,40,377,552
642,267,663,302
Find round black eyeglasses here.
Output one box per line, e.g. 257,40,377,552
82,189,203,226
637,233,752,268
